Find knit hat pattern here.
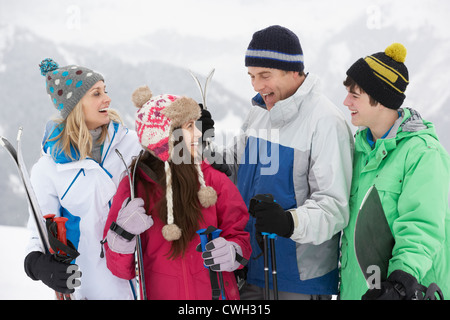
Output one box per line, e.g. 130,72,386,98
39,58,104,119
132,85,217,242
346,43,409,109
245,25,304,72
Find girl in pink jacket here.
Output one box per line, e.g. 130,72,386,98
103,85,251,300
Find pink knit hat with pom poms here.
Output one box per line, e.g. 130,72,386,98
132,85,217,241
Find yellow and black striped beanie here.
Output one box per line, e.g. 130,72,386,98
346,43,409,109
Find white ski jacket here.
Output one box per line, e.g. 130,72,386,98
26,121,142,300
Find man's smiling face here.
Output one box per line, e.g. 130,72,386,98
247,67,299,110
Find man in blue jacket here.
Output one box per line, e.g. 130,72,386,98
234,25,354,299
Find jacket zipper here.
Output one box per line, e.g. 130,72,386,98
181,259,190,299
61,168,85,200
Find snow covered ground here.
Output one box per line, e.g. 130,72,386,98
0,225,54,299
1,225,338,300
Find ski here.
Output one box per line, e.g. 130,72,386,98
189,68,216,155
1,128,50,253
189,68,215,110
1,127,74,300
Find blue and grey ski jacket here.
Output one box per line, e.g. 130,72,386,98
232,73,353,294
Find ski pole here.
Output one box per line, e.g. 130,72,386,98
43,214,75,300
115,149,146,300
53,216,73,300
197,226,226,300
248,194,279,300
262,233,270,300
262,232,278,300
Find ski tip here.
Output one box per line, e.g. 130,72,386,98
207,68,215,78
115,148,124,158
17,127,23,141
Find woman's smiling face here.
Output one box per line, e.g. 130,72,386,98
81,81,111,130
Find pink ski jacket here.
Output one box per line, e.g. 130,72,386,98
103,161,251,300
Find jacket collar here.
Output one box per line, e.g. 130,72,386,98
356,107,435,156
43,121,121,164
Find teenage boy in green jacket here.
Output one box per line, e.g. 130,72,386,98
339,43,450,300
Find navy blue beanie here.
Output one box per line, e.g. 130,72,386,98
245,25,304,72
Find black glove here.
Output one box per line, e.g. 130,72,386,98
197,104,232,177
249,194,294,238
362,270,421,300
209,155,232,176
24,251,80,294
197,103,215,138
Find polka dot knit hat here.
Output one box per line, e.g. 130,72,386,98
39,58,104,119
132,85,217,241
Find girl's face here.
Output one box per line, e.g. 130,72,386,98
181,119,202,158
81,81,111,130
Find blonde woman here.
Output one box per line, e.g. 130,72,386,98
24,59,142,300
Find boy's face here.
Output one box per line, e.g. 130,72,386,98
247,67,299,111
343,85,379,127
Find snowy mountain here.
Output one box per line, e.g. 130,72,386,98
0,24,249,226
1,1,450,227
1,0,450,301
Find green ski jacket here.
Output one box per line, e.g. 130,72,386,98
340,108,450,300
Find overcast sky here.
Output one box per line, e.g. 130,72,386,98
1,0,449,111
2,0,449,46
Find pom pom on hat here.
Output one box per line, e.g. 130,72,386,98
39,58,59,76
385,43,407,63
132,85,153,108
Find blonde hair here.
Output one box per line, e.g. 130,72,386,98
48,101,123,161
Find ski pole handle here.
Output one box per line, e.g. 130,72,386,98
261,232,277,239
43,214,69,255
249,194,279,238
248,194,275,217
197,226,226,300
54,217,69,254
197,227,222,253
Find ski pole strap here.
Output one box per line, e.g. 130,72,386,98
45,215,80,263
420,283,444,300
109,221,135,241
235,251,248,267
210,272,222,300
